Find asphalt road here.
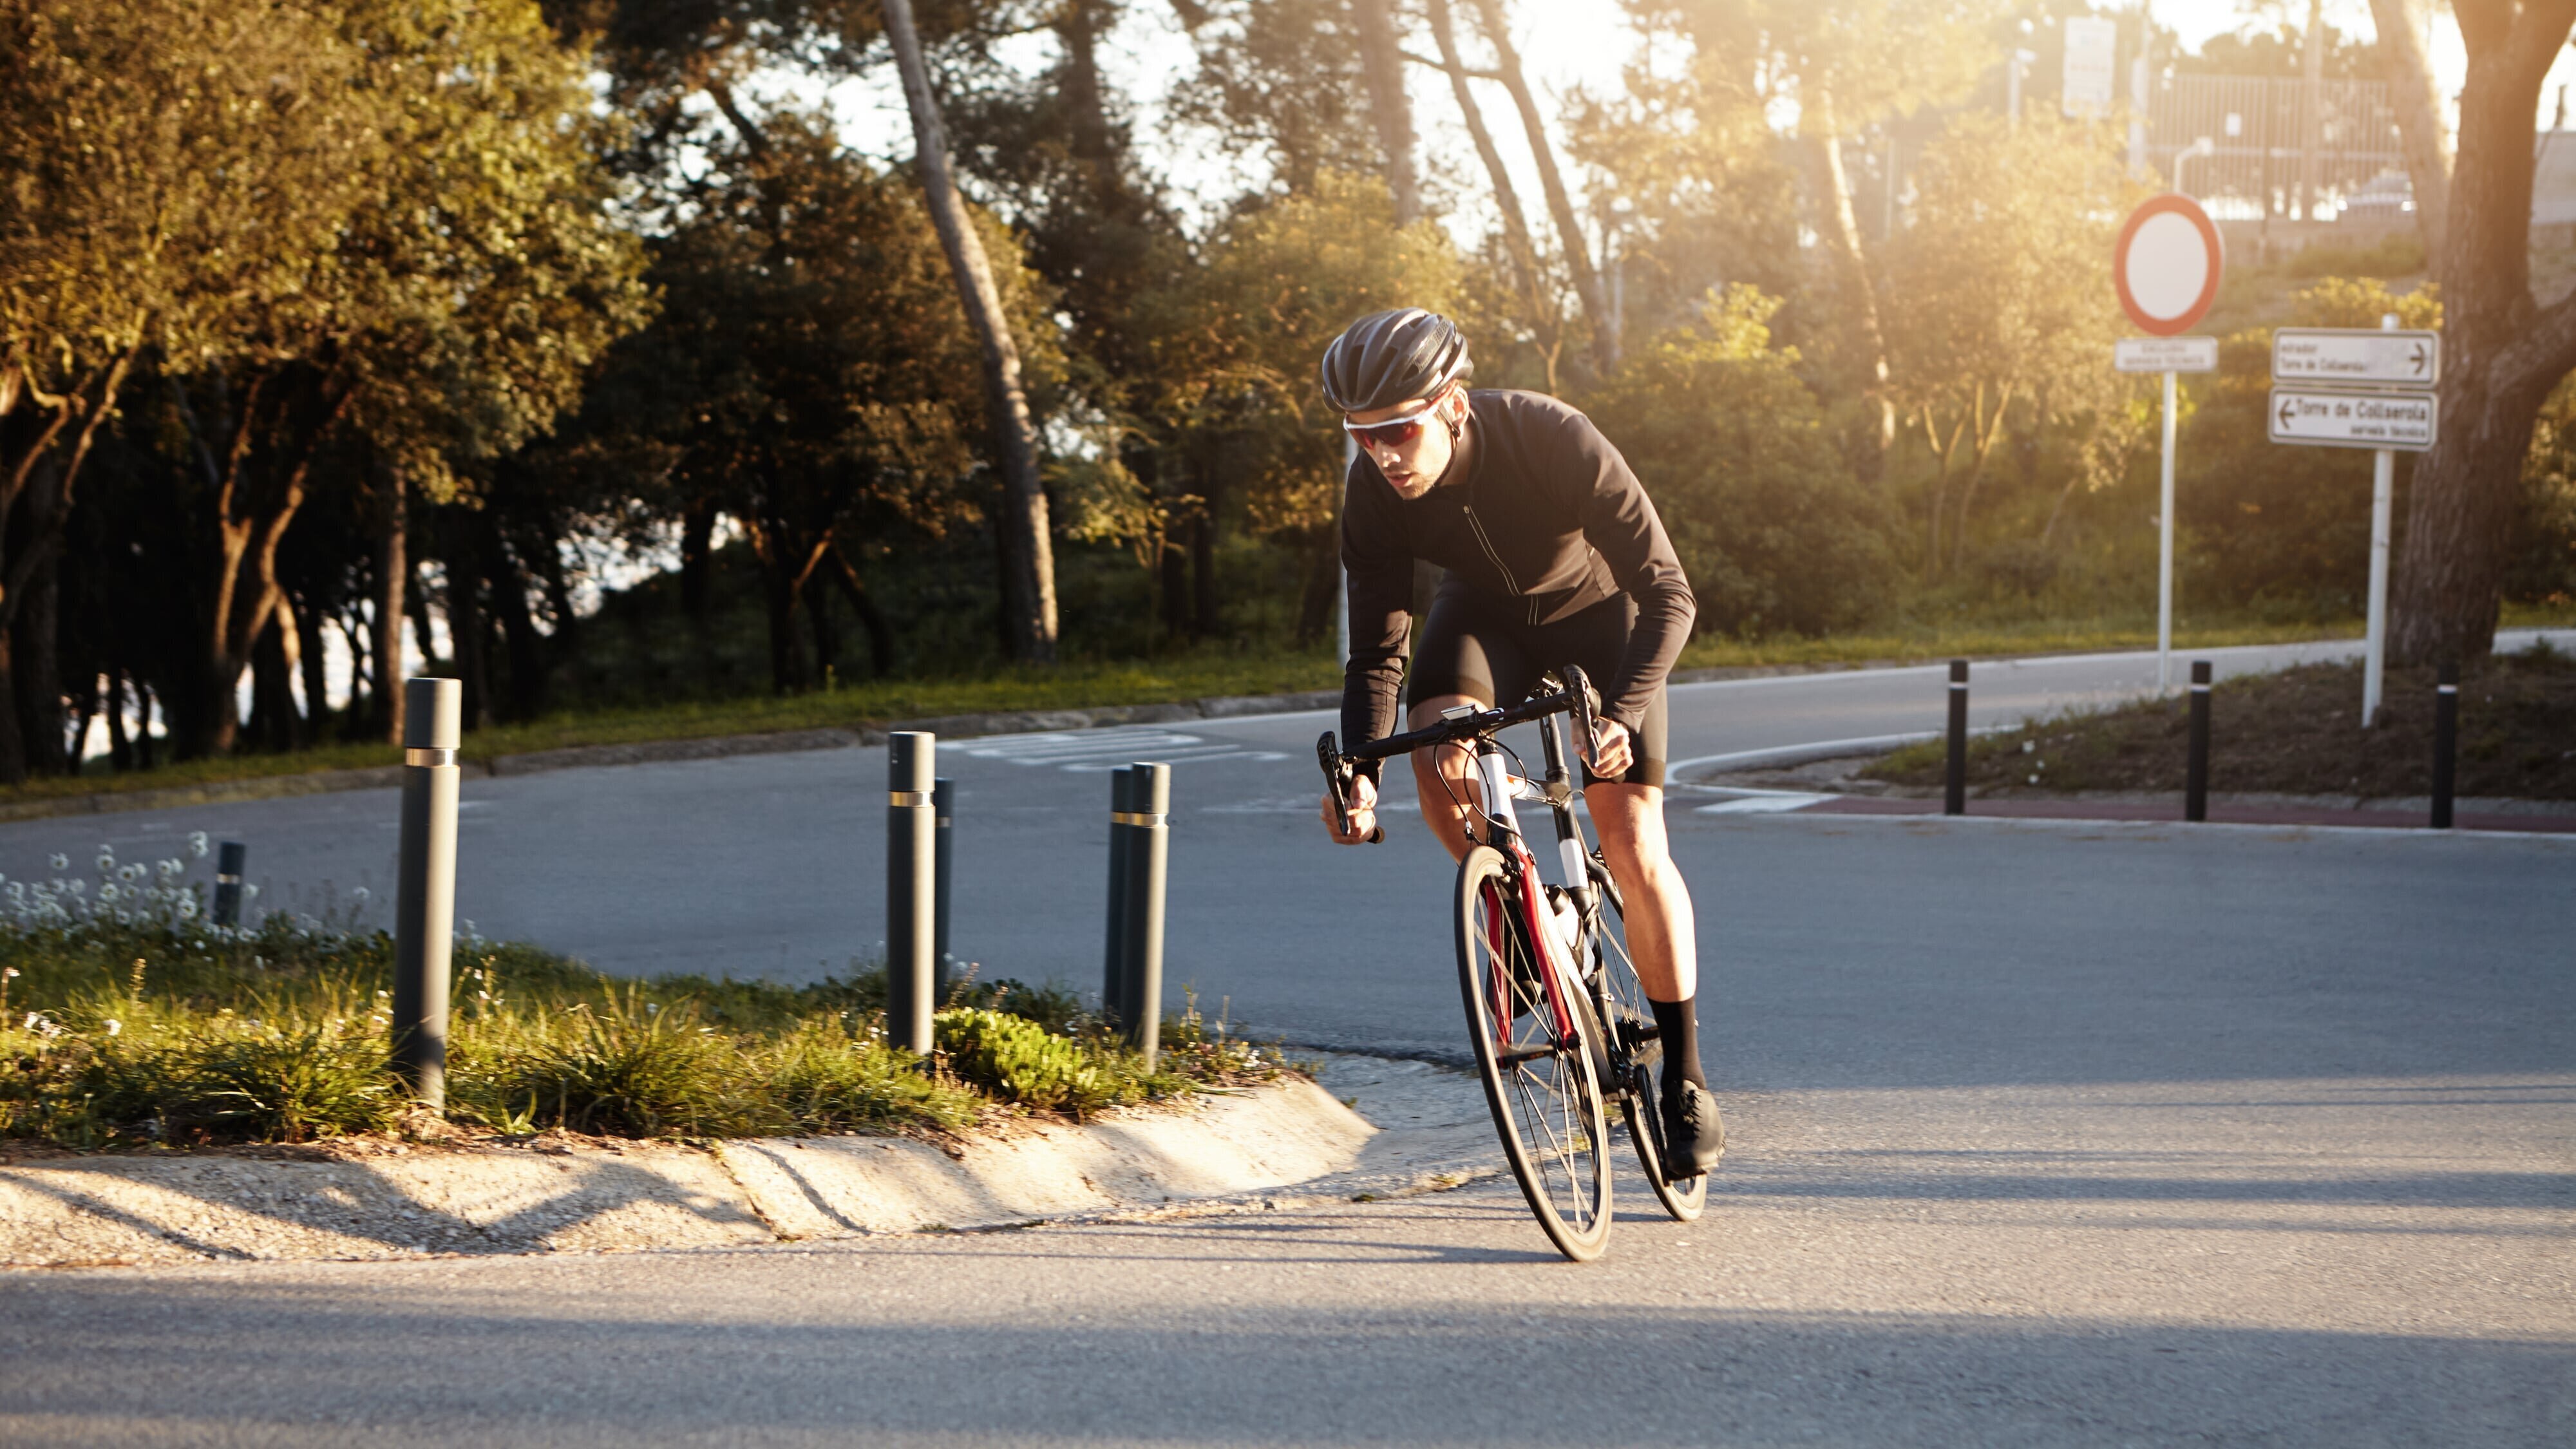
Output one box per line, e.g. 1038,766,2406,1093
5,631,2564,1039
2,635,2568,1444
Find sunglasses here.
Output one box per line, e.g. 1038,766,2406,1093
1342,397,1443,450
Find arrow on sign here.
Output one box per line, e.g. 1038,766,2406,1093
2410,342,2429,377
2278,396,2297,430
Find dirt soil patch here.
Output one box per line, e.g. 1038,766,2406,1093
1863,644,2576,801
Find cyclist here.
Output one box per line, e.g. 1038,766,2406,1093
1314,307,1723,1180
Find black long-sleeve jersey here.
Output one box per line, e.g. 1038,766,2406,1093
1339,388,1696,752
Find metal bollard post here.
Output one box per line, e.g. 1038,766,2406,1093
2184,660,2212,822
933,777,954,1007
392,678,461,1110
1117,762,1170,1067
886,734,937,1054
1103,766,1135,1023
213,842,247,927
1944,659,1969,816
2431,663,2458,829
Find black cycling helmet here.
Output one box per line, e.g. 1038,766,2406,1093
1318,308,1472,413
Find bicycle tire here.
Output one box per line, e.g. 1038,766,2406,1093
1456,844,1612,1262
1586,861,1709,1222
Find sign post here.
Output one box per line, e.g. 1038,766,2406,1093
2112,194,2225,691
2267,316,2441,724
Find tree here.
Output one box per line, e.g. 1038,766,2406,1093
1881,113,2133,576
1463,0,1620,375
2389,0,2576,665
1584,287,1893,635
1352,0,1419,223
575,112,1025,691
1675,0,2005,453
2367,0,2454,275
883,0,1061,664
167,0,648,755
0,0,380,777
1142,173,1461,641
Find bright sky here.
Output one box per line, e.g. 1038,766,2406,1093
800,1,2573,236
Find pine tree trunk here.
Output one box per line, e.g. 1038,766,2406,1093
2389,1,2576,666
2366,0,2452,269
374,470,408,744
882,0,1059,663
1806,88,1897,455
1426,0,1551,338
1465,0,1616,374
1353,0,1419,224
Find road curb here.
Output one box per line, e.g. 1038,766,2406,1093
0,1075,1376,1269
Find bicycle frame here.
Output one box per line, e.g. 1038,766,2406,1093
1464,706,1596,1048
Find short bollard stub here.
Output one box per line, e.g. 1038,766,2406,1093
887,734,938,1054
1944,659,1969,817
2185,659,2213,823
393,677,463,1110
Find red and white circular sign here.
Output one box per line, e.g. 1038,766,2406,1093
2113,194,2224,337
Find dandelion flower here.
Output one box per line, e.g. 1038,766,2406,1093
104,1019,121,1037
189,832,209,858
48,854,66,871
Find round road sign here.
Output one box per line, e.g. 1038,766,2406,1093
2113,194,2224,337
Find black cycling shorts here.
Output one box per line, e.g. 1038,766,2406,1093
1406,583,1667,788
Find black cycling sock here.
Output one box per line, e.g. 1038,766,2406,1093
1650,996,1706,1102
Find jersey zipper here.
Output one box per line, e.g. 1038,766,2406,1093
1462,504,1539,624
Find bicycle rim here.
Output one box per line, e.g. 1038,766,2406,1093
1588,862,1708,1222
1456,846,1611,1261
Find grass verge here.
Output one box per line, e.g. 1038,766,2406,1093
0,862,1281,1151
1863,638,2576,801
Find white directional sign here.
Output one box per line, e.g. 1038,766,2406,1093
2271,328,2440,388
2115,336,2218,373
2062,17,2117,118
2268,388,2438,451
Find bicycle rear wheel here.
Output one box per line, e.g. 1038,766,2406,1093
1587,862,1708,1222
1456,844,1611,1262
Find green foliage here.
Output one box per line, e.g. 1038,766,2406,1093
0,879,1268,1148
1584,287,1893,635
934,1008,1109,1115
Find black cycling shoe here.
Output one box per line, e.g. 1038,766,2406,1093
1660,1082,1725,1182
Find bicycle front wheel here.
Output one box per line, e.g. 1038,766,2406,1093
1456,844,1611,1262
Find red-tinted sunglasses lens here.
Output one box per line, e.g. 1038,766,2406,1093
1349,417,1423,449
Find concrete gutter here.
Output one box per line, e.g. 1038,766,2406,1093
0,1073,1396,1269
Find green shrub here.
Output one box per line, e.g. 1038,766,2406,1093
766,1019,978,1133
934,1008,1109,1115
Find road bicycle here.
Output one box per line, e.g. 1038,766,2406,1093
1320,665,1707,1262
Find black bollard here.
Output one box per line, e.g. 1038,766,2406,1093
392,678,462,1110
2185,660,2212,822
213,841,247,927
933,777,954,1007
2431,663,2458,829
1103,766,1134,1021
1945,659,1969,816
886,734,937,1053
1114,762,1170,1066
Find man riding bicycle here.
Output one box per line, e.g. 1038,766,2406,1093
1314,307,1723,1179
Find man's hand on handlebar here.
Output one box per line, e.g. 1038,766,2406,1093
1320,772,1379,844
1586,717,1634,781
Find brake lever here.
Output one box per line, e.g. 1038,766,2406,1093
1315,732,1384,844
1560,664,1599,775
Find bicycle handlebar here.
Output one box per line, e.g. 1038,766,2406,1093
1316,667,1600,846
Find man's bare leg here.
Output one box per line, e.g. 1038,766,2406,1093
1584,781,1696,1003
1406,693,1486,862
